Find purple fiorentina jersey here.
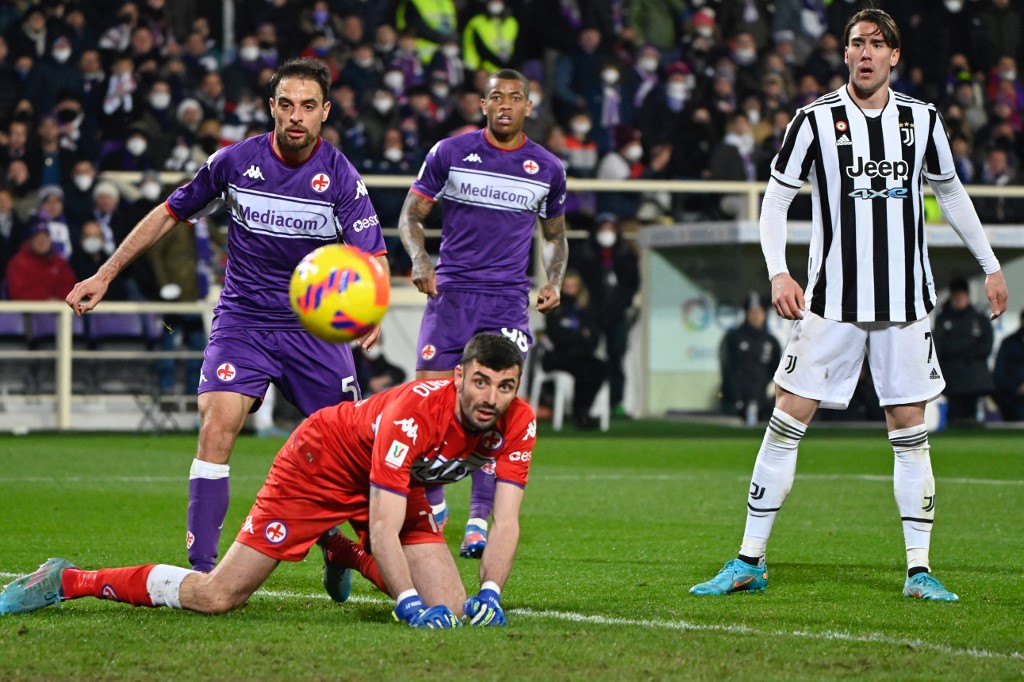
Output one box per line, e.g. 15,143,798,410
166,133,385,330
411,129,567,294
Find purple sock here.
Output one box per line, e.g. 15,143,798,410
425,485,445,507
187,475,229,572
468,469,496,521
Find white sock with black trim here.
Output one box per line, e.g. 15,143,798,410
890,424,934,574
738,409,806,561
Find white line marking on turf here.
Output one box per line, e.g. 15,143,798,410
3,574,1017,661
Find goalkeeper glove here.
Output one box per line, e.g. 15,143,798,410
393,594,460,629
463,588,506,626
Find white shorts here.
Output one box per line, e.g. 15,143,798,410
773,313,945,410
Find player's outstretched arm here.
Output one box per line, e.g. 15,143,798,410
65,205,180,316
397,191,438,297
537,214,567,312
985,270,1009,321
464,481,523,626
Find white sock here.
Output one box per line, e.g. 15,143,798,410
890,424,934,573
189,459,229,479
739,409,805,560
146,565,196,609
467,518,488,532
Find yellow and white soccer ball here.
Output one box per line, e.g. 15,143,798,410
289,244,390,343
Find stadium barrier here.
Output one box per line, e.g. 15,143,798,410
4,176,1024,430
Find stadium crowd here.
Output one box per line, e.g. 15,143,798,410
2,0,1024,411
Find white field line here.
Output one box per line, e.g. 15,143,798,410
0,473,1021,486
1,575,1018,661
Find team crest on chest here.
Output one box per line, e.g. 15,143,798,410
522,159,539,175
480,430,504,451
311,172,331,192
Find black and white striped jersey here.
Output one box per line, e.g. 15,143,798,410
770,85,956,323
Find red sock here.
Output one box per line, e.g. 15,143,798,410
62,565,157,607
325,534,390,596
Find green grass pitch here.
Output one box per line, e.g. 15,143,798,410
0,422,1021,680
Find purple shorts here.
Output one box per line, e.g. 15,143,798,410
415,289,532,371
199,328,360,415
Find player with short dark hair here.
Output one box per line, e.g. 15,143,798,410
398,68,567,559
690,8,1009,601
65,57,388,574
0,334,534,628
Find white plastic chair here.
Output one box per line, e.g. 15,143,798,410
528,350,609,432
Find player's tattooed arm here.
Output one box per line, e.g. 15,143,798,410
536,214,568,313
398,191,438,297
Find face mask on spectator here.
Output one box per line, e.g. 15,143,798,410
1001,69,1017,81
571,120,591,136
602,69,619,85
383,147,404,163
667,82,688,99
73,174,94,192
638,56,659,74
746,109,761,125
944,0,963,11
239,45,260,62
384,72,405,91
529,92,543,107
149,92,171,110
354,56,375,68
126,137,147,156
140,182,162,201
373,96,394,114
734,47,756,65
596,230,616,248
442,45,459,59
172,145,191,162
81,236,103,254
487,1,504,16
432,84,449,99
623,144,643,162
53,47,72,64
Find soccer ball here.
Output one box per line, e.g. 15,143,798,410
289,244,390,343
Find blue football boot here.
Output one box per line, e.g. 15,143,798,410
689,558,768,595
0,558,75,614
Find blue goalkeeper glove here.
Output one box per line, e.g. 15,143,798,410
393,594,461,629
463,588,506,626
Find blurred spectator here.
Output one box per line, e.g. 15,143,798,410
361,86,402,157
993,309,1024,422
977,0,1021,71
5,222,77,301
298,1,347,49
950,78,988,136
53,92,97,162
772,0,827,64
553,28,604,126
975,147,1021,224
622,44,662,115
709,111,757,219
64,158,99,235
539,271,607,429
393,30,429,89
719,292,781,424
4,159,37,221
0,187,26,279
757,108,791,180
362,127,415,275
950,135,975,184
803,32,844,89
23,34,80,114
425,36,463,90
933,277,994,426
564,110,598,178
69,220,130,301
34,115,72,188
719,0,774,52
0,36,19,122
101,125,157,173
34,183,73,256
628,0,685,52
98,2,139,56
222,35,265,102
462,0,519,74
6,6,49,60
726,30,762,101
1,118,30,170
101,55,140,139
327,82,370,167
336,43,381,106
521,77,555,143
574,213,639,417
394,0,459,65
595,125,669,220
435,87,484,140
373,23,399,65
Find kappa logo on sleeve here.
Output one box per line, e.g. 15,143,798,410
394,418,419,443
385,440,410,468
